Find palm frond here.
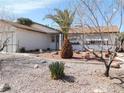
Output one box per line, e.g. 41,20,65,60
45,9,75,35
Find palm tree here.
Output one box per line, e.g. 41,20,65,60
46,9,75,58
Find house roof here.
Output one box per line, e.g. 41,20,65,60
0,19,59,34
69,26,119,34
33,22,59,32
31,23,60,34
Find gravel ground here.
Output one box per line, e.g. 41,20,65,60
0,53,124,93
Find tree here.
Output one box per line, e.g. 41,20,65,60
73,0,123,77
0,38,9,51
17,17,33,26
46,9,75,58
0,7,15,52
117,32,124,52
0,7,15,80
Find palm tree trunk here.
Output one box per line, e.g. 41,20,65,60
64,34,68,40
61,33,73,58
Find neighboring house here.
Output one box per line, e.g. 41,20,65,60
66,26,119,51
0,20,59,52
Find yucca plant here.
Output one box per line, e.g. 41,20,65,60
49,62,65,80
46,9,75,58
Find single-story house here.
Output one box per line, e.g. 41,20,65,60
0,20,59,52
60,25,119,51
0,19,119,52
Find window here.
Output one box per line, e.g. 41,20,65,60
71,42,80,45
85,39,108,45
51,36,55,42
69,36,80,45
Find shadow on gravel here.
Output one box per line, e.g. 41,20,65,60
61,75,75,83
110,74,124,88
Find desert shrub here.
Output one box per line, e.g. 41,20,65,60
17,18,33,26
47,48,50,51
19,47,26,53
49,62,65,80
35,49,39,52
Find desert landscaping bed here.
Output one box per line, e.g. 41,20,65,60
0,53,124,93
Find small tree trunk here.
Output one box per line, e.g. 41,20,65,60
104,66,110,77
119,41,124,52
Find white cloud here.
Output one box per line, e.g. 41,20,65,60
0,0,61,14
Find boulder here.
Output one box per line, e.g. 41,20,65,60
0,83,11,92
111,63,120,68
84,52,90,59
34,64,39,69
39,49,43,53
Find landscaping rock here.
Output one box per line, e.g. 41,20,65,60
36,55,40,57
0,53,123,93
111,63,120,68
0,83,11,92
41,60,47,64
34,64,39,69
51,51,58,55
93,88,106,93
84,52,90,59
39,49,43,53
75,50,81,54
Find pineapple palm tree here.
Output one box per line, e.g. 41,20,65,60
46,9,75,58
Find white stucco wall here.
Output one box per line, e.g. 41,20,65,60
0,21,59,52
16,29,52,51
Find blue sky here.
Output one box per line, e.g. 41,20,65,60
0,0,123,31
0,0,72,27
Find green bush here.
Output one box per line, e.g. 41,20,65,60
19,47,26,53
49,62,65,80
17,18,33,26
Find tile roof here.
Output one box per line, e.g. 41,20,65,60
0,20,59,34
69,26,119,34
